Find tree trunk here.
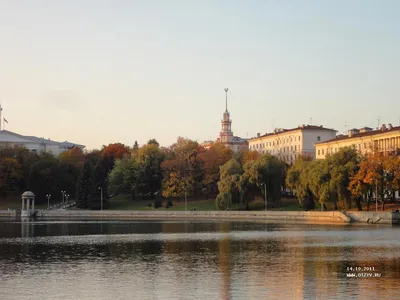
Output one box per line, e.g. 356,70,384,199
381,201,385,211
355,197,362,211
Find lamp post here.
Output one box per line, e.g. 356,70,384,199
261,182,267,211
98,186,103,210
66,194,70,202
46,194,51,209
61,190,66,204
376,179,378,212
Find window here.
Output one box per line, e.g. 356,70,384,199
295,145,297,151
322,149,324,155
317,136,321,142
318,150,320,155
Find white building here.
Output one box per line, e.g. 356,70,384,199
0,130,85,156
248,125,337,164
202,88,248,153
315,123,400,159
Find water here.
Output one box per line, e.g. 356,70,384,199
0,220,399,300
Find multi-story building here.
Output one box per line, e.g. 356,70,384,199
315,123,400,159
202,89,248,153
248,125,337,164
0,129,85,156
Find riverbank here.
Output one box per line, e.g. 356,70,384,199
2,209,400,225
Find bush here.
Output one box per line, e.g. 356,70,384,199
216,192,232,210
301,196,315,211
165,199,173,208
153,198,162,209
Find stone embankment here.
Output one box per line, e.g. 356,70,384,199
34,210,352,224
2,210,399,225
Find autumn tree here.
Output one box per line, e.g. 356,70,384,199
102,143,130,161
286,158,314,209
161,137,203,200
199,143,232,196
349,152,400,211
135,143,165,198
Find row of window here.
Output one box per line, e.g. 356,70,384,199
258,151,299,163
250,142,301,151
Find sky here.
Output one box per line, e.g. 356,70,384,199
0,0,399,150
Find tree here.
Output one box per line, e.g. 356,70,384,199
108,157,137,197
307,159,331,210
286,158,312,202
241,150,260,164
76,159,94,209
0,157,23,197
216,159,243,209
102,143,130,161
161,137,203,200
147,139,159,147
87,155,113,209
326,147,360,210
135,143,165,197
27,152,60,204
199,143,232,196
244,154,286,208
349,152,400,211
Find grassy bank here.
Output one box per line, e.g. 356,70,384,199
107,195,302,211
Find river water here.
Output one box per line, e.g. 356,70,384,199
0,220,399,300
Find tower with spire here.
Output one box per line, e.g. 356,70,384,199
219,88,234,143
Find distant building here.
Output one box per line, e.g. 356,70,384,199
248,125,337,164
0,130,85,156
315,123,400,159
202,89,248,153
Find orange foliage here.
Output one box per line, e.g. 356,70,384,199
242,150,260,164
59,147,85,169
102,143,130,160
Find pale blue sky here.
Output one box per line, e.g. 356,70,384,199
0,0,399,150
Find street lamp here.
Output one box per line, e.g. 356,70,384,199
376,179,378,212
61,190,66,204
46,194,51,209
98,186,103,210
66,194,70,202
261,182,267,211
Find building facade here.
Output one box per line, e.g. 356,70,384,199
248,125,337,164
315,123,400,159
202,89,248,153
0,130,85,156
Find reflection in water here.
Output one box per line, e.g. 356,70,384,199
0,221,399,300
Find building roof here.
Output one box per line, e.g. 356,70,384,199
0,130,85,149
249,125,337,141
316,125,400,145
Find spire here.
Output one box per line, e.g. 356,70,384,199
224,88,229,112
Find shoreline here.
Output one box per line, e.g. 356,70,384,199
1,210,399,225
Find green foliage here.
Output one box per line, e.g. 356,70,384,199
76,160,94,209
88,155,113,210
243,154,286,207
216,159,242,207
108,157,137,196
215,192,231,210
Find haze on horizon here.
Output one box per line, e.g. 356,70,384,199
0,0,399,150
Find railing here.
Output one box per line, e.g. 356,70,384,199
47,200,76,210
